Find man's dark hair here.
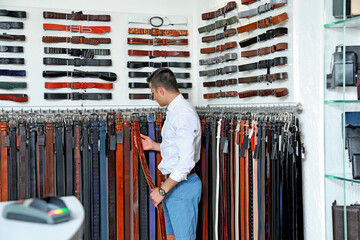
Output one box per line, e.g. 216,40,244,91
146,68,179,92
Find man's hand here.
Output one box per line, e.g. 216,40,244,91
140,134,160,151
150,187,165,207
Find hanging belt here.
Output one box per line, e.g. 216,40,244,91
238,56,287,73
239,27,288,48
239,120,246,240
203,78,237,88
128,50,190,58
0,9,27,18
199,53,238,66
44,47,110,58
82,120,91,240
201,29,237,43
43,11,111,21
45,82,113,90
0,45,23,53
220,119,228,240
54,121,65,196
128,71,190,79
44,92,112,100
296,119,305,240
214,119,222,240
243,121,250,240
127,37,188,46
203,91,238,99
238,0,287,18
139,115,149,240
0,94,28,102
205,119,212,240
238,88,289,98
0,33,25,41
155,111,163,240
198,16,239,34
128,27,188,37
235,121,241,240
27,122,36,198
237,12,288,34
129,82,192,89
127,61,191,69
0,121,8,201
132,117,140,240
133,122,167,240
18,122,26,199
253,122,259,240
201,41,237,54
229,120,235,240
248,122,254,240
148,113,156,240
211,118,217,240
73,120,82,201
201,1,237,20
260,123,266,240
43,57,112,66
238,72,288,84
42,36,111,45
200,119,208,240
0,22,23,30
43,23,111,34
0,58,24,64
98,119,108,240
0,82,27,90
241,42,288,58
123,114,132,240
115,113,124,240
8,119,16,201
107,113,116,240
64,117,74,196
43,70,117,81
36,121,46,198
199,65,238,77
0,69,25,76
266,123,272,239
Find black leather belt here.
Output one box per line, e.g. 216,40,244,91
44,92,112,100
27,122,36,198
0,69,25,76
82,120,91,240
239,27,288,48
36,122,46,198
127,61,191,68
199,65,238,77
0,33,25,41
44,47,110,58
0,58,24,64
65,119,74,196
0,45,23,53
128,82,192,89
8,119,17,200
128,71,190,79
0,9,27,18
238,57,287,73
0,22,23,29
18,122,26,200
43,57,112,66
42,70,117,81
0,82,26,89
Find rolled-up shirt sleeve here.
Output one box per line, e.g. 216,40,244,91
169,113,199,182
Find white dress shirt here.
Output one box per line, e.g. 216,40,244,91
158,94,201,182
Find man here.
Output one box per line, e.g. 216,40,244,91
141,68,202,240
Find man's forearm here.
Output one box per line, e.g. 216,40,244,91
152,142,161,151
161,177,178,194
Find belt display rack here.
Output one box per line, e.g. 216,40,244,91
0,103,304,240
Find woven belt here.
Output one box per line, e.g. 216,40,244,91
0,33,25,41
202,28,237,43
202,1,237,20
238,88,288,98
238,72,288,83
203,78,237,87
238,56,287,73
44,92,112,100
0,82,27,89
129,93,188,100
44,47,110,58
199,53,238,66
238,0,287,18
239,27,288,48
128,28,188,36
0,45,23,53
128,82,192,89
0,58,24,64
241,42,288,57
198,16,239,33
43,23,111,34
43,11,110,21
43,57,112,66
0,93,28,102
128,50,189,58
45,82,113,89
0,69,25,76
128,15,187,27
203,91,238,99
0,9,27,18
0,22,23,29
42,36,111,45
201,41,237,54
128,71,190,79
42,70,117,81
127,61,191,68
237,12,288,34
199,65,238,77
127,38,188,46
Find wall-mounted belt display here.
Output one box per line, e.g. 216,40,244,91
128,28,188,37
201,1,237,20
127,61,191,68
0,9,27,18
43,23,111,34
0,33,25,41
127,38,188,46
44,92,112,100
43,57,112,66
44,47,110,58
239,27,288,48
43,11,111,21
128,15,187,26
0,45,23,53
0,22,24,29
238,88,289,98
42,36,111,45
128,71,190,79
238,0,287,18
42,70,117,81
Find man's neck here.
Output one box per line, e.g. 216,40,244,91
166,92,181,107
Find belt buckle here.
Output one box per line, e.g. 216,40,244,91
69,48,81,57
0,46,8,52
150,16,164,27
217,68,222,75
150,28,159,36
152,37,159,46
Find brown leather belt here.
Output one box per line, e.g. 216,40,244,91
42,36,111,45
229,120,236,240
238,72,288,84
238,88,289,98
202,1,237,20
155,111,163,240
123,115,132,240
43,23,111,34
45,82,113,89
200,41,237,54
128,28,188,37
0,94,28,102
202,28,237,43
0,121,8,201
203,78,237,87
127,38,188,46
160,169,195,182
241,42,288,57
43,11,111,21
132,119,140,240
129,93,189,100
237,12,288,34
115,113,124,240
0,33,25,41
203,91,238,99
128,50,189,58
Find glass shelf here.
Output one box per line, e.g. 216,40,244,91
324,100,360,103
324,15,360,28
325,173,360,184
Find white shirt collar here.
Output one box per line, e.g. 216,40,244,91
167,94,183,112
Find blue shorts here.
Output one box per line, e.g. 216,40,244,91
162,173,202,240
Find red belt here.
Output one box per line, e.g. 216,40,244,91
127,38,188,46
237,12,288,34
201,41,237,54
0,94,28,102
45,82,113,89
128,50,190,58
160,169,195,182
43,24,110,34
128,28,188,37
0,121,8,201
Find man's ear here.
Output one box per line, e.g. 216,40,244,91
157,86,165,96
